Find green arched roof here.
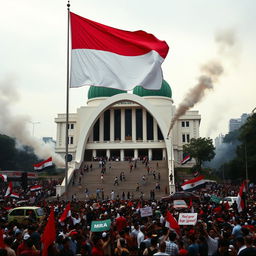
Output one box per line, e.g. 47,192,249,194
133,80,172,98
88,86,127,99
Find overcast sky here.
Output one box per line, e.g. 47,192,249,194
1,0,256,141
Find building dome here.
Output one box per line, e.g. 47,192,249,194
133,80,172,98
88,86,127,99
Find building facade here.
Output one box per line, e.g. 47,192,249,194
55,81,200,192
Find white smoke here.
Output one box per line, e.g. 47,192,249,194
0,77,65,167
168,29,237,135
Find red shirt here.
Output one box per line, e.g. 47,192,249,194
92,246,104,256
116,216,127,232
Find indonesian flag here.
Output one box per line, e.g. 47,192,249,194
165,210,180,234
0,174,7,182
10,192,20,199
59,202,71,222
33,157,53,171
181,175,206,191
181,155,191,165
30,185,42,192
70,12,169,91
41,207,56,256
237,181,246,212
5,182,13,197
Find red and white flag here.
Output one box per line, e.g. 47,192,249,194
181,175,206,191
165,210,180,234
237,181,246,212
0,174,7,182
70,12,169,91
41,207,56,256
181,155,191,165
5,182,13,197
59,202,71,222
33,157,53,171
30,185,42,192
10,192,20,199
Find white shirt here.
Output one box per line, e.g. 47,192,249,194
137,230,145,248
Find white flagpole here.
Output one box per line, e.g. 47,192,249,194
65,0,70,200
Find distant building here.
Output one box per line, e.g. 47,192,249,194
215,134,224,148
42,137,56,146
229,113,249,132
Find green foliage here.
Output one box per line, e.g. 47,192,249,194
0,134,39,171
220,114,256,181
183,137,215,170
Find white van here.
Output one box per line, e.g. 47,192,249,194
220,196,238,206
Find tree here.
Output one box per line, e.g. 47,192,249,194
183,137,215,170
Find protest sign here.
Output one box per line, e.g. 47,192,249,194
210,195,221,204
140,206,153,217
178,213,198,225
91,219,111,232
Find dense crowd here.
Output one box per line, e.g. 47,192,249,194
0,181,256,256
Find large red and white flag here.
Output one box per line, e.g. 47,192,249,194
181,175,206,191
70,12,169,91
41,207,56,256
59,202,71,222
0,174,7,182
165,210,180,234
237,181,246,212
10,192,20,199
33,157,53,171
5,182,13,197
30,185,42,192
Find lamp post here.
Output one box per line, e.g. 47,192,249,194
30,121,40,136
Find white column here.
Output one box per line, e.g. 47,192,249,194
110,109,114,141
120,149,124,161
92,149,96,159
134,149,138,159
132,108,136,141
89,128,94,142
162,148,166,160
99,115,104,142
148,149,152,160
121,109,125,141
143,109,147,141
106,149,110,159
153,119,158,141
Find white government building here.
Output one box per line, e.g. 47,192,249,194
55,80,200,194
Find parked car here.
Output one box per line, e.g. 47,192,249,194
220,196,238,206
8,206,45,223
172,200,188,210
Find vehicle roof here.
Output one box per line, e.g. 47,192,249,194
9,206,41,210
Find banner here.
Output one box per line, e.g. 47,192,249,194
91,219,111,232
140,206,153,217
178,213,198,225
210,195,221,204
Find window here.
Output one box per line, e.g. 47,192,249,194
70,123,74,129
181,121,185,127
186,121,189,127
182,134,190,143
70,136,73,144
10,209,24,216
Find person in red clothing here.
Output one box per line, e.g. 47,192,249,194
91,235,104,256
115,213,128,233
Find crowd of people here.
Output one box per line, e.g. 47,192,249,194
0,180,256,256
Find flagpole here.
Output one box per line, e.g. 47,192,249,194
65,0,70,200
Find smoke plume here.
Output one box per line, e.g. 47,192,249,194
168,29,237,135
0,77,65,167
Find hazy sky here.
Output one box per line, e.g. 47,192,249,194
1,0,256,140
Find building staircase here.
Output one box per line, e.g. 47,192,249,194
66,160,169,200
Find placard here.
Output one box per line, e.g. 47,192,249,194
140,206,153,217
91,219,111,232
178,213,197,225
